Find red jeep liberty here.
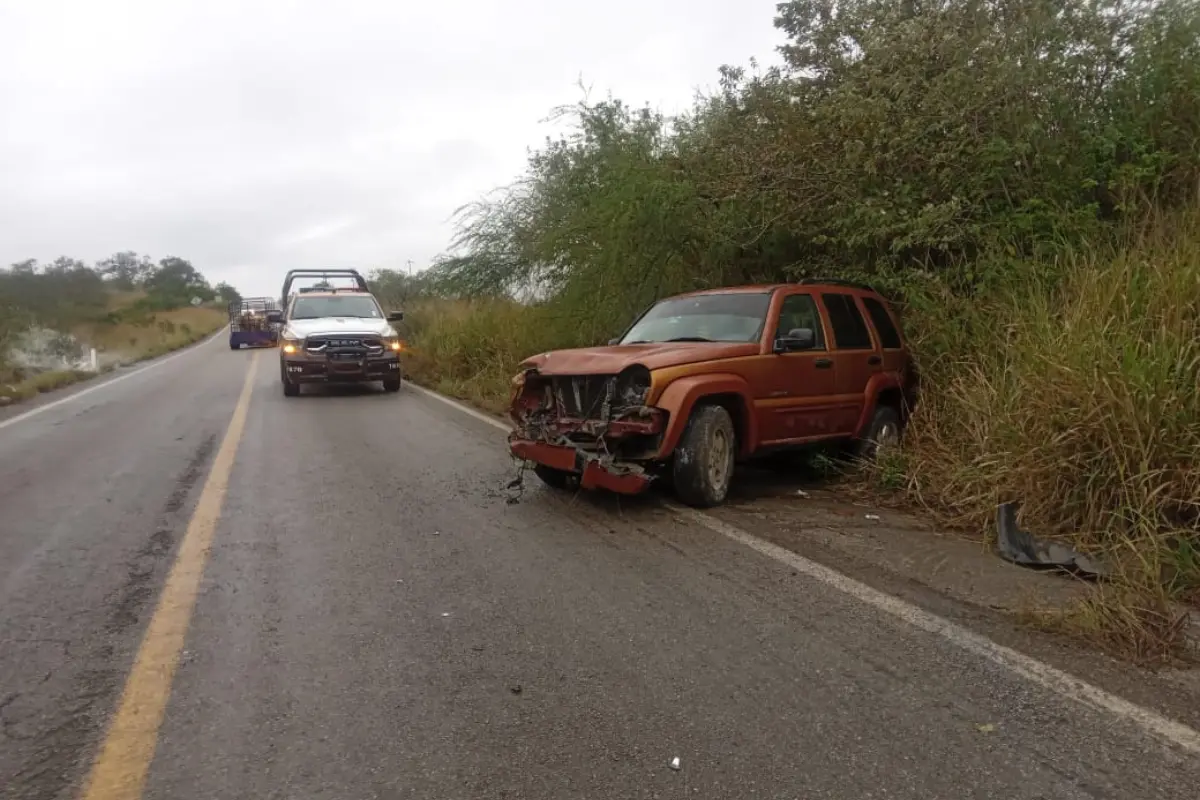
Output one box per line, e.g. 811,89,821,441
508,279,916,507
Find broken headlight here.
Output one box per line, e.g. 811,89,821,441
615,364,651,407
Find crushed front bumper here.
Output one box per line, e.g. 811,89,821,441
510,439,653,494
508,412,666,496
282,355,401,383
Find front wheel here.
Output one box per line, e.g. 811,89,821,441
280,362,300,397
533,463,577,491
672,404,736,508
382,375,402,393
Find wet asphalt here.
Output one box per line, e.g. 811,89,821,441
2,337,1199,799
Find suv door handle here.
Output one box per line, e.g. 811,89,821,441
814,358,833,369
867,355,882,366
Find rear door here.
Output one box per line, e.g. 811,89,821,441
761,291,840,443
859,294,907,376
819,292,881,434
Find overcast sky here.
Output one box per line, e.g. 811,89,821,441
0,0,785,296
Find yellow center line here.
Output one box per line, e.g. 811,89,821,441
80,351,261,800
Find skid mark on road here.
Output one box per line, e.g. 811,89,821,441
78,351,260,800
408,380,1200,759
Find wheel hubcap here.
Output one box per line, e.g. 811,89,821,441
709,428,731,489
876,422,899,451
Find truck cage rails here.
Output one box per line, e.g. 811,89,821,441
228,296,282,350
279,268,371,309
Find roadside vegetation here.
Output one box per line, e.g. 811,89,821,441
0,253,236,404
386,0,1200,660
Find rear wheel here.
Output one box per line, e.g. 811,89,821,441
533,464,577,491
280,362,300,397
672,404,736,508
229,342,239,351
854,404,902,461
382,375,402,393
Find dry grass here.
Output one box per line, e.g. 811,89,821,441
401,298,591,414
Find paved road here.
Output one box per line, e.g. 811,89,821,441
2,337,1199,799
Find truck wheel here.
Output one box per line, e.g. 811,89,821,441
672,404,736,508
855,405,902,461
533,464,577,491
382,376,402,393
280,363,300,397
229,342,239,351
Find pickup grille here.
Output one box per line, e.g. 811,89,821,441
551,375,616,419
305,336,383,353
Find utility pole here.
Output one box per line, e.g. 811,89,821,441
406,259,414,276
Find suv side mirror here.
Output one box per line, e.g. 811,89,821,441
387,311,404,322
266,311,284,324
774,327,816,353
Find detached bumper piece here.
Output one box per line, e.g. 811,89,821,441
510,439,653,495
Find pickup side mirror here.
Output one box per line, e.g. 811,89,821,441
774,327,816,353
387,311,404,322
607,338,621,346
266,311,284,324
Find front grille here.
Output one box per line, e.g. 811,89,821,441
551,375,615,419
305,336,383,354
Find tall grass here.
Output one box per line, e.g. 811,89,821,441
402,299,595,413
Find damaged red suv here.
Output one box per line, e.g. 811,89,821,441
508,280,916,507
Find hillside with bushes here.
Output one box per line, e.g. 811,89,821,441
397,0,1200,656
0,252,237,403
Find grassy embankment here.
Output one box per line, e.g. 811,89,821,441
394,0,1200,660
0,295,226,404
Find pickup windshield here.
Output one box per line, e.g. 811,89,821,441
290,295,382,320
620,292,771,344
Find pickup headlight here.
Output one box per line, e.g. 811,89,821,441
281,337,301,355
382,336,403,352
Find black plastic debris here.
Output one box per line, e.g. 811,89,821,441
995,502,1108,578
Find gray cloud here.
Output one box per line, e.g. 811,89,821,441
0,0,785,295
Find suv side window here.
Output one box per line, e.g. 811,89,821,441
775,293,825,349
820,293,874,350
861,296,902,349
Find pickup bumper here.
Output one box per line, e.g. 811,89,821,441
510,438,653,495
282,354,401,383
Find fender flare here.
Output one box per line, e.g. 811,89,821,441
653,374,758,458
852,372,904,437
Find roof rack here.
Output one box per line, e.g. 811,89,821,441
795,277,877,292
280,268,370,305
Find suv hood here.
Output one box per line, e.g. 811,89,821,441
285,318,396,338
520,341,759,375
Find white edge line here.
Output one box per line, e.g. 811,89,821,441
410,379,1200,757
0,326,229,432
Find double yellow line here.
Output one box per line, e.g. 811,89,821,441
80,352,260,800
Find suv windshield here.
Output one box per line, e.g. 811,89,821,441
290,295,381,320
620,292,770,344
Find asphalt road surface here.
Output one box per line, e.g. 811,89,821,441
3,334,1200,800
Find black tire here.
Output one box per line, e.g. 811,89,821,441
229,342,239,351
280,362,300,397
533,463,576,491
382,375,402,393
672,404,737,508
854,404,902,461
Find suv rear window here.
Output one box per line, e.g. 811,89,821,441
861,296,902,349
820,293,873,350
